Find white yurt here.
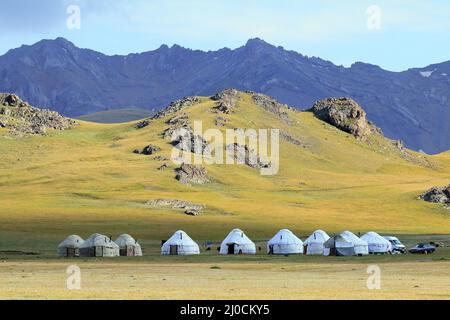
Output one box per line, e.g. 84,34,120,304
161,230,200,255
267,229,303,255
79,233,120,257
115,234,143,256
220,229,256,255
303,230,330,255
323,231,369,256
341,231,369,256
57,235,84,257
361,232,392,254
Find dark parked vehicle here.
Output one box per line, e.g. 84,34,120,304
409,243,436,254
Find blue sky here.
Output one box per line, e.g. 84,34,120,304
1,0,449,71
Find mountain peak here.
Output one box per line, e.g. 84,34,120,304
245,38,271,48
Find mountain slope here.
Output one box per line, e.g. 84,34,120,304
1,38,450,153
1,90,450,243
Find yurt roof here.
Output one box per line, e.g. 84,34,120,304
58,235,84,248
165,230,197,246
115,234,139,247
268,229,303,245
361,232,390,245
304,230,330,244
324,234,351,246
222,229,254,245
341,231,367,245
80,233,116,248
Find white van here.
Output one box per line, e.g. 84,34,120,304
383,236,406,254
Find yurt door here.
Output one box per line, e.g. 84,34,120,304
127,246,135,256
269,245,274,255
227,244,235,254
95,246,103,257
170,245,178,255
67,248,76,257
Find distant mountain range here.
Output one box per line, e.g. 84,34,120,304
0,37,449,154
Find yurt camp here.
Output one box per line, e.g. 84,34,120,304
361,232,392,254
220,229,256,255
79,233,120,257
161,230,200,255
57,235,84,257
115,234,143,256
303,230,330,255
323,231,369,256
267,229,303,255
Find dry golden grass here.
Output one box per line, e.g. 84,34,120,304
0,260,449,300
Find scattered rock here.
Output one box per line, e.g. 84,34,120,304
134,144,161,155
226,143,270,169
0,93,75,136
252,93,292,124
280,130,307,148
135,119,151,129
152,96,200,119
310,97,373,139
146,198,205,212
215,116,228,126
211,89,242,114
167,113,189,126
158,163,169,171
214,100,235,114
154,156,169,161
420,185,450,207
184,209,200,216
142,144,161,155
175,163,210,184
211,88,241,102
170,126,211,155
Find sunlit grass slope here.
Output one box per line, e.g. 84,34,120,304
1,92,450,248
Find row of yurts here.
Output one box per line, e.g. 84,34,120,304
58,229,392,257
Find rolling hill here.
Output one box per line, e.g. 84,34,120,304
1,89,450,249
1,38,450,153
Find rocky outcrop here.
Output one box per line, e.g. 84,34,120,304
251,93,292,124
175,163,210,184
280,130,308,148
420,185,450,207
152,96,200,119
215,116,228,127
134,144,161,155
212,89,241,114
226,143,270,169
135,119,151,129
311,98,373,139
146,198,205,212
0,93,75,135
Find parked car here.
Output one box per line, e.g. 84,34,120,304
409,243,436,254
383,236,406,254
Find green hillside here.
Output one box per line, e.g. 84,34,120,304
1,91,450,250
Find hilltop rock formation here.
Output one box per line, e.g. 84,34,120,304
152,96,200,119
212,89,241,114
311,97,373,139
175,163,210,184
420,185,450,207
0,93,75,136
251,93,292,124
